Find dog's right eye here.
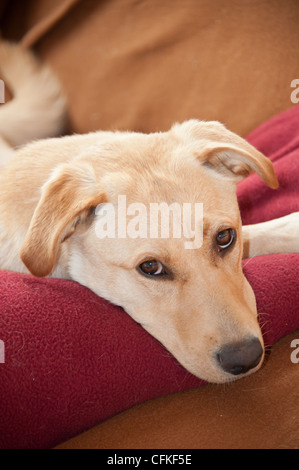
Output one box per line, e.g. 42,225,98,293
138,259,166,277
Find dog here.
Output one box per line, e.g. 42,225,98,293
0,41,298,383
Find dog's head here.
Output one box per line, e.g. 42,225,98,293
20,120,278,383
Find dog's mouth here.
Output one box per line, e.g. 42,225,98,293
183,352,264,384
156,334,265,384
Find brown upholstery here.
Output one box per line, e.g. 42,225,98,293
57,331,299,449
1,0,299,137
1,0,298,449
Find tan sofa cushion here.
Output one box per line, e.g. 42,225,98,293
1,0,299,136
57,331,299,449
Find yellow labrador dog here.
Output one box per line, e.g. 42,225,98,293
0,42,298,383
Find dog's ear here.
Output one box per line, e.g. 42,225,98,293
20,161,106,277
198,140,279,189
176,120,279,189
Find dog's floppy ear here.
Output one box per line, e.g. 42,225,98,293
199,140,279,189
178,120,279,189
20,161,106,277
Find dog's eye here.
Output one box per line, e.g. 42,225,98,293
216,228,236,251
138,259,166,277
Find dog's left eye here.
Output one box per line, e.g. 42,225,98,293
138,259,166,277
216,228,236,251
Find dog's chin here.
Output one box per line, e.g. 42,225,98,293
212,366,262,384
182,360,264,384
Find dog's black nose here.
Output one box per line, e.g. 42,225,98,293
216,337,263,376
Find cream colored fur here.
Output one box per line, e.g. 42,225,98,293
0,41,298,383
0,41,66,150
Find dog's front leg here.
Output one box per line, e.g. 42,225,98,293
242,212,299,258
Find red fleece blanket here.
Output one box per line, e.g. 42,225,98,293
0,105,299,449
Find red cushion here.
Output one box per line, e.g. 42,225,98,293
238,105,299,223
0,106,299,449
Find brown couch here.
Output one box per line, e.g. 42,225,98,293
1,0,299,449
